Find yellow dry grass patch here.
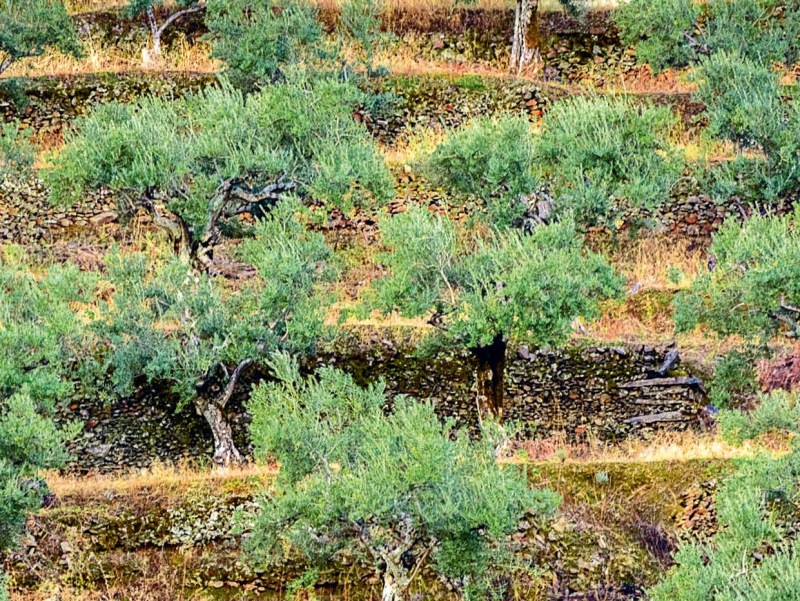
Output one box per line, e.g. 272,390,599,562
46,461,277,501
2,39,220,79
541,430,755,464
610,236,706,292
64,0,619,16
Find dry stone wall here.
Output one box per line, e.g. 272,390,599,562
0,177,116,243
59,341,705,473
0,72,749,243
0,72,213,143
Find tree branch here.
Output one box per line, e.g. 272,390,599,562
407,539,436,585
0,55,13,77
156,2,206,38
231,178,297,214
218,357,253,409
780,296,800,314
141,193,185,244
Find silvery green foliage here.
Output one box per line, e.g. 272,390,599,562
692,52,800,205
424,115,538,228
0,247,97,406
369,207,622,351
673,206,800,409
0,250,90,600
616,0,800,207
614,0,697,72
650,391,800,601
675,207,800,342
247,353,560,600
427,97,683,230
338,0,389,76
0,0,80,75
534,95,683,228
720,391,800,444
94,199,335,410
45,79,394,258
616,0,800,73
205,0,390,86
89,199,335,464
204,0,323,88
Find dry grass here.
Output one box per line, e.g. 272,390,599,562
46,461,276,503
2,39,219,79
64,0,618,16
573,236,706,344
505,430,757,465
610,236,706,292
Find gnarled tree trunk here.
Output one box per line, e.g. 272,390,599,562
194,358,252,467
195,397,243,466
139,177,294,274
381,569,410,601
510,0,540,74
472,335,508,422
145,2,206,59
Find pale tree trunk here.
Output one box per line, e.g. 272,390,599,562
146,7,163,58
472,335,508,423
381,564,411,601
381,572,402,601
0,56,13,77
351,518,426,601
144,2,206,59
510,0,540,75
194,358,252,467
196,398,243,466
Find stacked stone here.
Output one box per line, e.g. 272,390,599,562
0,178,118,243
59,342,704,473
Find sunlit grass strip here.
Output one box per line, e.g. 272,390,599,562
63,0,620,16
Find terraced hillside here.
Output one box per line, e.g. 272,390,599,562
2,0,800,599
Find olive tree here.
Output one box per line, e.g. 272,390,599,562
534,95,684,228
365,208,622,421
45,79,394,272
426,98,683,230
0,249,91,599
675,208,800,406
246,354,560,601
126,0,205,59
692,51,800,205
616,0,800,73
617,0,800,208
424,114,538,228
510,0,584,74
205,0,388,88
204,0,322,88
0,247,97,410
675,208,800,344
650,391,800,601
92,200,335,466
0,0,79,76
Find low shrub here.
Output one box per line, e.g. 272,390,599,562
650,391,800,601
246,354,560,600
534,95,683,228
